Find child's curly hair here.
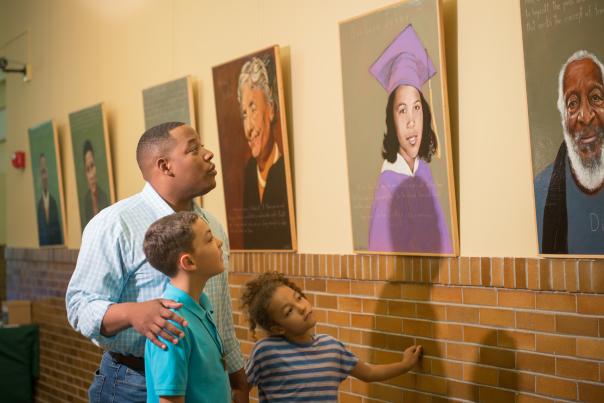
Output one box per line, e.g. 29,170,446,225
240,272,305,339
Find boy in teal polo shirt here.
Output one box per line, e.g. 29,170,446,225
143,211,230,403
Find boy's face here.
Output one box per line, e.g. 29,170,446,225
188,218,224,277
268,285,316,338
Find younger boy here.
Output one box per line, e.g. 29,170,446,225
143,211,230,403
241,272,423,402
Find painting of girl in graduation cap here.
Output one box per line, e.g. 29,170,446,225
367,24,453,254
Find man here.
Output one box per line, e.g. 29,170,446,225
534,50,604,254
237,57,292,249
36,153,63,246
66,122,248,402
82,140,110,227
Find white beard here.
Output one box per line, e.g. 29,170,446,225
564,125,604,191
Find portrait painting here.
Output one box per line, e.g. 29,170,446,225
69,103,115,231
143,76,196,130
340,0,458,256
28,120,66,247
521,0,604,256
212,46,297,251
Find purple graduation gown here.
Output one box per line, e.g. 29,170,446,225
368,159,452,253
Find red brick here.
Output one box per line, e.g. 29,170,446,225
498,290,535,309
374,282,401,299
447,343,479,362
446,306,479,323
516,352,555,375
402,284,430,300
416,303,445,321
447,380,478,401
362,299,388,315
375,316,402,333
480,346,515,369
536,375,577,400
577,338,604,360
556,314,599,337
556,357,599,381
463,325,497,345
387,300,415,317
578,295,604,315
463,363,497,386
433,323,463,341
431,286,462,303
463,288,497,306
579,382,604,402
499,370,535,392
479,386,516,403
326,279,350,294
480,308,515,327
402,319,432,338
536,334,576,356
497,330,535,351
338,296,362,312
536,292,576,312
516,311,555,332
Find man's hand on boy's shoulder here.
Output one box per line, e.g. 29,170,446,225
130,299,188,350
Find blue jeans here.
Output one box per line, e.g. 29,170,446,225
88,352,147,403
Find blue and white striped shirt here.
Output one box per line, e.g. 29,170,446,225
245,334,358,402
65,183,244,372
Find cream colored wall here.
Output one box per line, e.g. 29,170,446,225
0,0,538,257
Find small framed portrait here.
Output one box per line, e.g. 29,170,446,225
28,120,66,247
213,46,297,251
69,103,115,231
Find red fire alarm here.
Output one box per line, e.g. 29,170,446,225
11,151,26,169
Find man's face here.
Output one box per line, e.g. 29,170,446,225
563,58,604,167
240,83,274,161
84,150,97,193
166,125,217,198
39,155,48,193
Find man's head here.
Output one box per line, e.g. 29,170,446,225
143,211,224,278
39,153,48,194
136,122,217,199
237,57,276,163
557,50,604,191
83,140,97,193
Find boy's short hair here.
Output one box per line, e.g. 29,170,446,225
241,272,305,338
143,211,200,277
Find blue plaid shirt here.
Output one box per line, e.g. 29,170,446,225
66,183,244,372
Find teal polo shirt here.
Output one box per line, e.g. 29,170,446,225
145,283,230,403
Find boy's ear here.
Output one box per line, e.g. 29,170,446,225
178,252,196,272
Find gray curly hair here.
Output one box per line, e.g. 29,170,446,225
237,57,276,113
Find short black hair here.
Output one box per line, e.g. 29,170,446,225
143,211,199,277
136,122,185,169
381,88,438,163
83,140,94,159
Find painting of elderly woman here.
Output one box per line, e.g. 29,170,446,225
340,0,458,256
213,46,297,251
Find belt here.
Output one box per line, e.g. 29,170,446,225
109,352,145,372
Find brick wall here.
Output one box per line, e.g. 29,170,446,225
5,247,604,402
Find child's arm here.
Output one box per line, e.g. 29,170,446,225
350,345,422,382
159,396,184,403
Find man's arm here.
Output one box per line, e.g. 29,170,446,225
160,397,184,403
66,213,187,350
350,345,422,382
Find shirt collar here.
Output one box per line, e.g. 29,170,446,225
163,283,214,316
381,153,419,177
141,182,211,223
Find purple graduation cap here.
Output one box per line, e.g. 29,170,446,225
369,24,436,94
